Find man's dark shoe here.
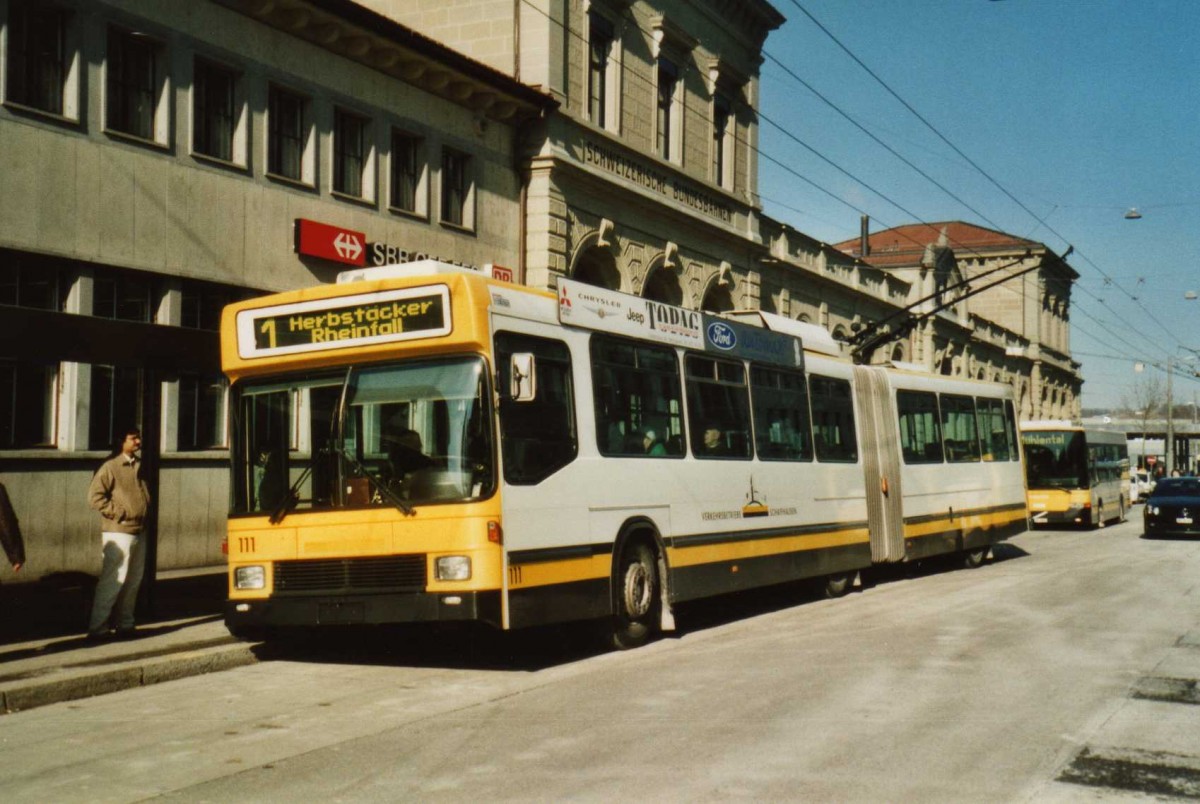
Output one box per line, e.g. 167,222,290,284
85,629,110,643
114,627,137,640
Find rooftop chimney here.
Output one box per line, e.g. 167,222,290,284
859,215,870,257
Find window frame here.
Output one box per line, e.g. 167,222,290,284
712,92,732,188
177,372,228,451
750,364,813,462
332,106,374,202
495,331,578,485
897,389,943,464
940,393,982,463
809,374,858,463
440,146,474,230
591,335,685,459
389,127,426,217
4,0,80,121
655,56,679,162
104,25,168,146
266,83,314,186
191,55,247,167
685,352,752,460
0,359,59,449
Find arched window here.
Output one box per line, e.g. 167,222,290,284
701,284,734,313
890,344,905,363
573,246,620,290
643,267,683,305
939,353,954,376
832,325,848,342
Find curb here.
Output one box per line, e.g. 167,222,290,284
1,642,259,715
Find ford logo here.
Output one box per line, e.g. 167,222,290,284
707,321,736,350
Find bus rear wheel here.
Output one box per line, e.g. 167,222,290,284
823,571,854,598
610,542,659,650
962,547,987,569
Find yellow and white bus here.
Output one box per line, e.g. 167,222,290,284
221,261,1028,647
1021,421,1130,527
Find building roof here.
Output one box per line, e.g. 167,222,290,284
833,221,1044,269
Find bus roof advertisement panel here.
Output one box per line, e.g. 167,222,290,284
236,284,452,358
557,278,703,349
701,315,804,370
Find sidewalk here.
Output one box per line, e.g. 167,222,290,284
0,567,258,715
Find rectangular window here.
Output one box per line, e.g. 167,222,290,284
193,58,235,162
181,280,235,331
6,1,66,115
0,256,63,310
656,58,677,160
268,85,307,181
713,94,731,188
591,336,683,458
495,332,577,484
93,271,153,322
441,148,470,227
390,130,421,213
106,27,159,141
588,12,613,127
977,397,1014,462
178,373,227,450
751,365,812,461
810,375,857,463
897,390,942,464
0,360,58,448
333,108,367,198
940,394,981,463
686,354,751,459
88,365,142,451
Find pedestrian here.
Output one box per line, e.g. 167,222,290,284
86,427,151,641
0,480,25,574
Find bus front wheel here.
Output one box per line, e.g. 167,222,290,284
610,541,659,650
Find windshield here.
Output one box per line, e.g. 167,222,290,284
1022,430,1088,490
230,357,494,516
1152,478,1200,498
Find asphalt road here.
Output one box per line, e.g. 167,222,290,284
2,517,1198,802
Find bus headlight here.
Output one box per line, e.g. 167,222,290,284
235,565,266,590
435,556,471,581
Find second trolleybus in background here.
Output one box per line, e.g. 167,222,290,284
1020,421,1131,528
221,261,1028,648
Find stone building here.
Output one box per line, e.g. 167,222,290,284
0,0,552,583
379,0,785,310
834,221,1082,421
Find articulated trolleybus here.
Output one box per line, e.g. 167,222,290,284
221,261,1028,647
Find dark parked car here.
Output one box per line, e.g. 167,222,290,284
1142,477,1200,537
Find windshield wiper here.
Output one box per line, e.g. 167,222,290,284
330,443,415,516
268,450,322,525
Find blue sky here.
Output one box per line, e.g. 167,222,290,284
755,0,1200,411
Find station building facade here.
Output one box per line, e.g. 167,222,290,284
0,0,1081,588
0,0,551,583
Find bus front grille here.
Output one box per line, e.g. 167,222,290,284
273,555,427,594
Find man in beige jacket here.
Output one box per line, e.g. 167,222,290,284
87,428,151,641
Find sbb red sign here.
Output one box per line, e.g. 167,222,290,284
295,218,366,266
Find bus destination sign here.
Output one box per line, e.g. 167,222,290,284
236,285,452,358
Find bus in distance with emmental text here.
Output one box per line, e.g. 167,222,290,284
1020,421,1130,528
220,261,1029,648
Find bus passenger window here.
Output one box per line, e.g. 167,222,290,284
591,336,684,459
496,332,577,484
685,354,751,460
940,394,980,463
896,390,941,464
809,375,857,463
750,365,812,461
976,398,1011,462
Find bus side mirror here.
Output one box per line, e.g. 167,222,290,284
510,353,537,402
